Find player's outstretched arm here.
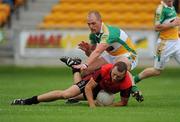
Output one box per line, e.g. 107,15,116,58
86,43,108,66
111,97,129,107
85,77,98,108
74,43,108,70
155,18,180,31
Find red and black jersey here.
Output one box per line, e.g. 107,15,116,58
81,64,132,98
91,64,132,94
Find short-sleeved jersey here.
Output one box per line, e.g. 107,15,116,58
154,2,179,40
92,64,132,94
80,64,132,98
89,23,136,56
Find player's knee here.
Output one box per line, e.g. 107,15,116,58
153,69,161,76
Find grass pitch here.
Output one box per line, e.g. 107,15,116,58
0,66,180,122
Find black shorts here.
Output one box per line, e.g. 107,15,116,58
75,80,101,100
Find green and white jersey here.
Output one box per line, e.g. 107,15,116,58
89,23,136,56
154,1,179,40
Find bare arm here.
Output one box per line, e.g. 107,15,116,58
112,88,131,107
155,18,180,31
112,97,129,107
86,43,109,66
85,77,98,108
74,43,108,70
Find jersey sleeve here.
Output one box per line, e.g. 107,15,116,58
101,64,113,77
120,87,131,98
154,5,164,25
100,25,120,44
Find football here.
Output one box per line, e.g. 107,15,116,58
96,90,114,106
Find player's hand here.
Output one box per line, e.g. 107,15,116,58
90,104,96,108
73,63,88,70
78,41,91,52
89,103,96,108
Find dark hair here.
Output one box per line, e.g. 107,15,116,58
113,61,127,73
88,10,102,20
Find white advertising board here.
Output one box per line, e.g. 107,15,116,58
18,30,157,59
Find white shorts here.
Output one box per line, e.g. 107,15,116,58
102,52,138,70
154,39,180,70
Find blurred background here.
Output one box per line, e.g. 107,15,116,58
0,0,179,67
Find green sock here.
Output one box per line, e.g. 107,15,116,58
131,85,139,93
134,75,141,84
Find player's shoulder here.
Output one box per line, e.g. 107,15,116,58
102,23,119,36
124,72,132,83
156,3,164,14
106,24,120,34
101,64,113,76
121,72,132,88
101,24,110,40
102,24,120,43
125,72,131,79
101,64,113,70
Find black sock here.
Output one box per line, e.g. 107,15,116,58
24,96,39,105
72,68,80,74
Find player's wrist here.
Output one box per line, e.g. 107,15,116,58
83,63,88,68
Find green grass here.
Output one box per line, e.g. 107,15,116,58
0,66,180,122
